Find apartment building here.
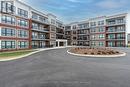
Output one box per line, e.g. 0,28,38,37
0,0,66,51
0,0,129,52
65,13,130,47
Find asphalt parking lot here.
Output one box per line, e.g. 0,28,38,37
0,48,130,87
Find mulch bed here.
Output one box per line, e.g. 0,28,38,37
69,47,121,55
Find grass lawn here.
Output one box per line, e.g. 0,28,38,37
0,50,35,59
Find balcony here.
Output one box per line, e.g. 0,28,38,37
32,15,49,25
32,37,49,41
107,37,125,40
107,21,125,26
106,28,125,33
32,28,49,33
77,38,89,41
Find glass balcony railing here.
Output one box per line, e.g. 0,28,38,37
107,37,125,40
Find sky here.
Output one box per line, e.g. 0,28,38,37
21,0,130,23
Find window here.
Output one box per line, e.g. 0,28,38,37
107,27,115,32
91,35,96,40
1,28,15,36
72,25,77,29
39,16,48,23
1,1,15,14
117,41,124,47
99,34,105,39
117,18,125,24
18,41,28,48
91,41,96,46
99,42,104,46
32,32,38,39
18,8,28,18
108,34,115,39
99,27,104,32
32,23,38,29
39,33,46,39
107,20,116,25
90,22,96,27
32,41,38,48
1,41,15,49
108,42,115,47
18,30,28,38
1,15,15,25
17,19,28,27
51,19,55,24
98,20,104,25
117,26,125,32
32,13,38,20
78,23,89,29
117,34,125,39
91,28,96,32
73,31,76,34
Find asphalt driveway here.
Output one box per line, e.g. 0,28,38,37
0,48,130,87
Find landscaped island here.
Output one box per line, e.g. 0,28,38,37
69,47,122,55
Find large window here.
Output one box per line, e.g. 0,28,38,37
1,41,15,49
18,41,28,48
18,30,28,38
32,32,38,39
117,26,125,32
90,22,96,27
99,27,104,32
117,18,125,24
91,41,96,46
117,34,125,39
107,20,116,25
91,28,96,33
117,41,124,47
32,23,38,29
108,42,115,47
17,19,28,27
32,13,38,20
78,23,89,29
108,34,115,39
91,35,96,40
39,33,46,39
39,16,48,23
1,28,15,36
51,19,55,25
18,8,28,18
72,25,77,29
1,15,15,25
1,1,15,14
107,27,116,32
99,42,104,46
98,20,104,26
99,34,105,39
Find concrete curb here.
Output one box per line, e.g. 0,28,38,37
0,46,71,62
67,50,126,58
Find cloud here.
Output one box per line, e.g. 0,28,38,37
96,0,128,9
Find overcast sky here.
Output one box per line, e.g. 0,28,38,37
21,0,130,23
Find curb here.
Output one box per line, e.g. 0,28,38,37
0,46,70,62
67,50,126,58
